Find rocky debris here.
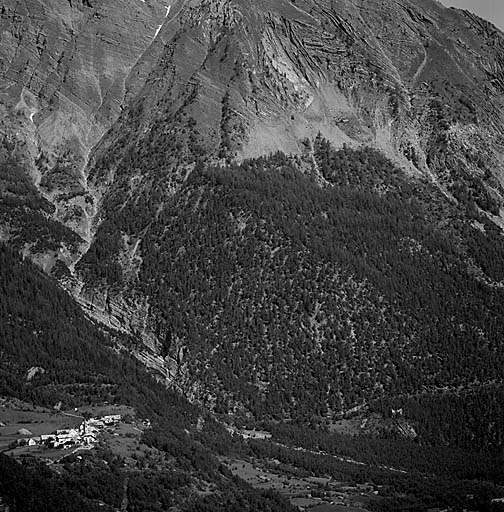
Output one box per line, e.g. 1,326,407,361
65,279,184,385
359,413,418,440
25,367,45,382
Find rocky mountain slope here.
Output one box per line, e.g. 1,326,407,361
0,0,171,263
3,0,504,437
6,1,504,510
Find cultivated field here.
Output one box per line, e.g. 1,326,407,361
0,398,81,454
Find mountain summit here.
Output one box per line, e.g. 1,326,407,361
3,0,504,259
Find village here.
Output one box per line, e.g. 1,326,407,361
0,399,152,462
13,414,123,451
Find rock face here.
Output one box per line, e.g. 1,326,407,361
0,0,169,261
4,0,504,409
4,0,504,253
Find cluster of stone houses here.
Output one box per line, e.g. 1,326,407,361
17,414,122,450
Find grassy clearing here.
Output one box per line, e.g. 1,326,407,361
0,401,81,452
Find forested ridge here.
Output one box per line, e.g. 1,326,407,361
0,158,82,254
80,140,504,432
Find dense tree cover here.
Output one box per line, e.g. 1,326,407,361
0,160,53,212
20,134,504,509
186,485,297,512
127,462,295,512
77,219,124,286
373,384,504,453
87,141,504,425
247,438,504,512
0,243,189,417
63,450,125,508
6,136,504,509
263,421,504,485
139,430,296,511
127,470,191,512
0,454,103,512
